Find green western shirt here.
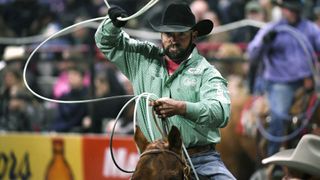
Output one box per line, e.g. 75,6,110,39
95,19,231,148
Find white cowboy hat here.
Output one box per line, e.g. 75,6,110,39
3,46,26,61
262,134,320,177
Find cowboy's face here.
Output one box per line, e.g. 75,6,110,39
281,7,299,23
161,30,197,60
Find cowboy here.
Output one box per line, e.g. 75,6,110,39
247,0,320,160
95,2,235,179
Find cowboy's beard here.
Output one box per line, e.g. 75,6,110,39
163,44,187,60
162,38,194,62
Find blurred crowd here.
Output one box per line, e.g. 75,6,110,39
1,1,320,180
0,0,320,135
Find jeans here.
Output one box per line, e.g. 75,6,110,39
265,80,303,156
190,148,236,180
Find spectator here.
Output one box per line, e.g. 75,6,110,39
0,67,25,113
51,66,89,132
90,0,108,17
217,0,247,24
38,0,66,14
59,0,94,27
0,67,28,131
231,1,266,43
190,0,209,22
233,1,268,95
53,54,90,99
259,0,281,22
68,16,96,56
83,69,129,133
36,6,68,61
35,6,61,37
0,52,46,132
0,90,32,131
205,11,230,44
2,0,45,36
190,0,230,43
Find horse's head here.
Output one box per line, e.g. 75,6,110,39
132,126,189,180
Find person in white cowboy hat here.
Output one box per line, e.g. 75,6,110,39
95,1,235,179
262,134,320,179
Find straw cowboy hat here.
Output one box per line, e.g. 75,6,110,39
262,134,320,177
274,0,303,12
150,3,214,37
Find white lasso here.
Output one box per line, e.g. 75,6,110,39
22,1,200,179
23,0,158,104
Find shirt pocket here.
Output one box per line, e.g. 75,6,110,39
174,75,200,102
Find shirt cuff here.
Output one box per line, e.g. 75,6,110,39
102,18,121,35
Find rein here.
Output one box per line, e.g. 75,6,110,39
140,149,186,166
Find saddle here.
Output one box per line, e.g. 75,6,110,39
290,87,316,116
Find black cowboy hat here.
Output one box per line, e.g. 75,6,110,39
149,3,214,37
274,0,303,12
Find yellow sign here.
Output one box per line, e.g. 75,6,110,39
0,133,83,180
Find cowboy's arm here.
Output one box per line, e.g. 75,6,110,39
247,25,274,62
183,72,230,128
151,70,230,128
95,19,159,79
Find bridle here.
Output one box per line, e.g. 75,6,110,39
139,149,191,180
108,94,199,179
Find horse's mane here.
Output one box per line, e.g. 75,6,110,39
146,139,169,150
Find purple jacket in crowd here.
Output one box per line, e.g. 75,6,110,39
247,19,320,82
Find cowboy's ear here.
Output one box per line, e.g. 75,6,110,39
168,126,182,152
134,126,149,153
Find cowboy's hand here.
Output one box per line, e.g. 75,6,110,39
108,6,128,28
263,30,277,44
149,97,186,119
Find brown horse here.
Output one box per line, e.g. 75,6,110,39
216,76,257,180
132,125,190,180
